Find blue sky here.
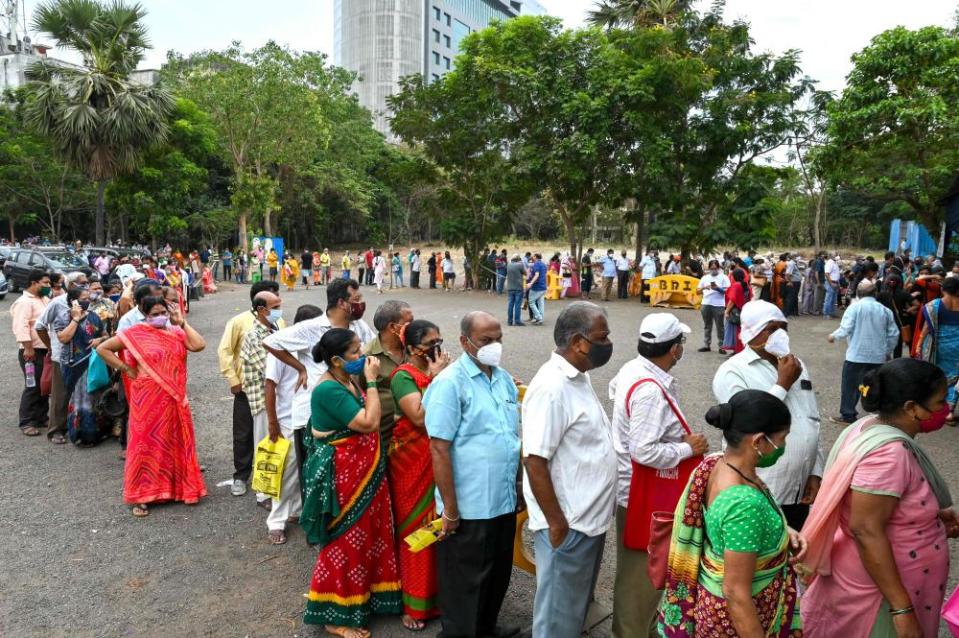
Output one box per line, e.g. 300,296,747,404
22,0,959,93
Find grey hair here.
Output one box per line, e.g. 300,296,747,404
554,302,607,349
373,300,411,332
460,310,495,337
65,271,87,287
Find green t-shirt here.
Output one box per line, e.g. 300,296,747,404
311,380,363,432
390,369,422,404
704,485,784,554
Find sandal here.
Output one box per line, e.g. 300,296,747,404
49,433,67,444
131,504,150,518
21,426,40,436
402,615,426,632
268,530,287,545
256,499,272,512
324,626,370,638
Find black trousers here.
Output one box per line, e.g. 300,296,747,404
232,391,255,481
429,268,437,288
840,361,880,422
18,348,49,429
617,270,629,298
781,503,809,532
357,267,365,286
411,271,420,288
582,273,593,295
437,513,516,638
223,264,233,281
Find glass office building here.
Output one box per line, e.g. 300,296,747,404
336,0,545,139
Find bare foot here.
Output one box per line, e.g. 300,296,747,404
324,626,370,638
402,614,426,631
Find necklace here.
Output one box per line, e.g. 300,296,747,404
724,458,763,490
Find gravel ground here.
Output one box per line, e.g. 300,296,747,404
1,282,957,638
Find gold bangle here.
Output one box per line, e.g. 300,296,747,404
889,605,914,616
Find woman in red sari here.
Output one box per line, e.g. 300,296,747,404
301,328,401,637
96,296,207,517
722,268,750,354
388,320,451,630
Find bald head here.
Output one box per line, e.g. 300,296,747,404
252,291,280,312
461,311,499,339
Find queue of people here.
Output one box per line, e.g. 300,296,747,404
9,241,959,638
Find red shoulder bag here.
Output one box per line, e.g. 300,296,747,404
622,378,703,552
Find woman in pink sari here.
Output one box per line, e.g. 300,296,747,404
800,359,959,637
97,296,207,517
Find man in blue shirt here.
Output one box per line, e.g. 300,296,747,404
527,253,548,325
601,249,617,302
423,311,521,638
827,279,900,424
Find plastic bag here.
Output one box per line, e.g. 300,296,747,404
404,518,443,553
944,584,959,637
87,350,111,394
251,436,290,498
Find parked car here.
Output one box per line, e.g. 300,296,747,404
2,248,93,292
0,246,12,269
0,271,8,301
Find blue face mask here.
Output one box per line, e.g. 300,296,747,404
109,294,121,303
268,308,282,324
338,355,366,376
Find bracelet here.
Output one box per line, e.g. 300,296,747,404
442,511,460,522
889,605,914,617
366,380,378,388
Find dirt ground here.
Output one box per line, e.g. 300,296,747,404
0,281,956,637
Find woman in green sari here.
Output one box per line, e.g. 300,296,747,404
660,389,806,637
300,328,402,638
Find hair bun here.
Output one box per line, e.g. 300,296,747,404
705,403,733,431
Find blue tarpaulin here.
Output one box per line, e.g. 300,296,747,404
888,219,939,257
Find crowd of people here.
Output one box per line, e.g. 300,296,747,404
8,237,959,638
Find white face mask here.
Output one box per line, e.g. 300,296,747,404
764,329,790,358
469,339,503,368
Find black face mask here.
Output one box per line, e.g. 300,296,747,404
585,339,614,369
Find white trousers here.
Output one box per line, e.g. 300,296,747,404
266,424,303,531
252,410,270,503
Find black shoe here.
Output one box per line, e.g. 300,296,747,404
697,346,711,353
515,322,525,327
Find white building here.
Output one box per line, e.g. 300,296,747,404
335,0,545,140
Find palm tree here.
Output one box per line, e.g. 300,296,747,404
24,0,172,245
587,0,693,29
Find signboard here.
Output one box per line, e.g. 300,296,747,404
642,275,703,309
252,236,285,260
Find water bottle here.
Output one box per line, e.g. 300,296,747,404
24,361,36,388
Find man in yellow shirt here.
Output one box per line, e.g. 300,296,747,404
217,280,285,497
341,250,352,281
319,248,331,285
266,249,279,282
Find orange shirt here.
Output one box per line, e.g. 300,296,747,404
10,291,50,349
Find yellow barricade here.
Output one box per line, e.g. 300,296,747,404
642,274,703,309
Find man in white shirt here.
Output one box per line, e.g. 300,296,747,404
712,299,824,530
608,313,708,638
523,302,616,638
263,278,375,433
823,252,841,318
262,304,323,545
639,252,657,303
615,251,631,299
410,249,422,289
695,259,730,353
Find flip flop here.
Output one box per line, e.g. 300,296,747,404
402,615,426,632
268,530,287,545
21,426,41,436
131,504,149,518
49,433,67,444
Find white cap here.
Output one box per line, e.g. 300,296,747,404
639,313,691,344
739,300,787,344
114,263,143,284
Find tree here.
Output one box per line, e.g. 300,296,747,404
588,0,693,29
818,26,959,231
167,42,334,251
0,97,92,241
107,98,225,248
620,9,813,258
389,73,531,288
789,92,832,252
24,0,173,245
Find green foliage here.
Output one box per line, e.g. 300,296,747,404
25,0,173,245
818,26,959,230
0,98,92,241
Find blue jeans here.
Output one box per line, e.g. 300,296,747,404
496,271,506,294
528,289,546,322
823,283,837,317
507,289,523,325
533,529,605,638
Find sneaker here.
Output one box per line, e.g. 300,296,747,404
697,346,711,353
231,479,247,496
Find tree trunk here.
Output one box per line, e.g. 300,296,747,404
813,190,826,254
239,210,249,255
8,217,14,242
263,209,272,238
645,210,656,252
633,210,644,262
95,179,107,246
591,208,598,244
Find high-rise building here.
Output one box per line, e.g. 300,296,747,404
335,0,545,139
